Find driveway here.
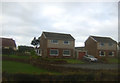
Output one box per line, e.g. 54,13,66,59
55,63,119,70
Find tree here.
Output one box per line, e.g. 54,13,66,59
31,37,40,48
18,46,34,53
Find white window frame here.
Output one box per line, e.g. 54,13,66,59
63,50,71,56
36,49,42,56
99,51,105,56
109,51,114,56
63,41,70,45
50,49,59,56
51,40,58,44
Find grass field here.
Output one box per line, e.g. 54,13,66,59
3,54,30,59
2,60,60,75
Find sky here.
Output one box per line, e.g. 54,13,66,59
1,1,119,47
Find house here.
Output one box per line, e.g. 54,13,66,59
0,38,16,50
38,31,75,58
118,42,120,57
35,47,42,56
85,36,117,58
75,47,87,59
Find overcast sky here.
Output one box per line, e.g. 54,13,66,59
1,1,119,47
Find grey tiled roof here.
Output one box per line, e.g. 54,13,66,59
43,32,75,40
91,36,117,43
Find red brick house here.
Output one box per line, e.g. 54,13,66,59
38,32,75,58
85,36,117,58
0,38,16,50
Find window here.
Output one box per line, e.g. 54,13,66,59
64,41,70,44
51,40,58,44
99,51,105,56
109,43,113,46
109,52,114,56
37,50,40,54
50,49,58,56
63,50,70,56
100,42,104,46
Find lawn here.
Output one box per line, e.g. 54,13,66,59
3,54,30,59
63,59,84,64
43,58,85,64
2,60,60,75
107,57,119,64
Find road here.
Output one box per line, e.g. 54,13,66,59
55,63,119,70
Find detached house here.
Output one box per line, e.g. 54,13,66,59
85,36,117,58
39,32,75,58
0,38,16,50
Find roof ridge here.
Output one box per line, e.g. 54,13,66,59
43,31,71,35
91,35,111,38
0,37,13,40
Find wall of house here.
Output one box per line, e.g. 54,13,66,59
97,50,117,58
47,39,75,49
47,48,74,58
97,43,117,50
85,37,97,57
40,34,47,57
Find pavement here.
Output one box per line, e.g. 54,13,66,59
55,63,119,70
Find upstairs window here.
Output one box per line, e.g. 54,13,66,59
51,40,58,44
109,43,113,46
64,41,70,44
100,42,104,46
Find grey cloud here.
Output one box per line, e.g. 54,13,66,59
1,2,118,46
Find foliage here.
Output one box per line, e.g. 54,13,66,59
2,70,118,81
30,50,37,56
2,48,16,55
39,58,85,64
18,45,34,53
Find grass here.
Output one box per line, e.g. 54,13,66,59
2,60,60,75
107,57,119,64
3,54,85,64
3,54,30,59
63,59,84,64
43,58,85,64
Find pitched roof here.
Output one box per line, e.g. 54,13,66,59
42,32,75,40
90,36,117,43
0,38,16,48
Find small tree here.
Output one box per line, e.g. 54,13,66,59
31,37,40,48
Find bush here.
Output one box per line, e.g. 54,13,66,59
98,57,107,63
2,48,16,55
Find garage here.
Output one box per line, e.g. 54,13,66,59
78,52,86,59
75,47,87,59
